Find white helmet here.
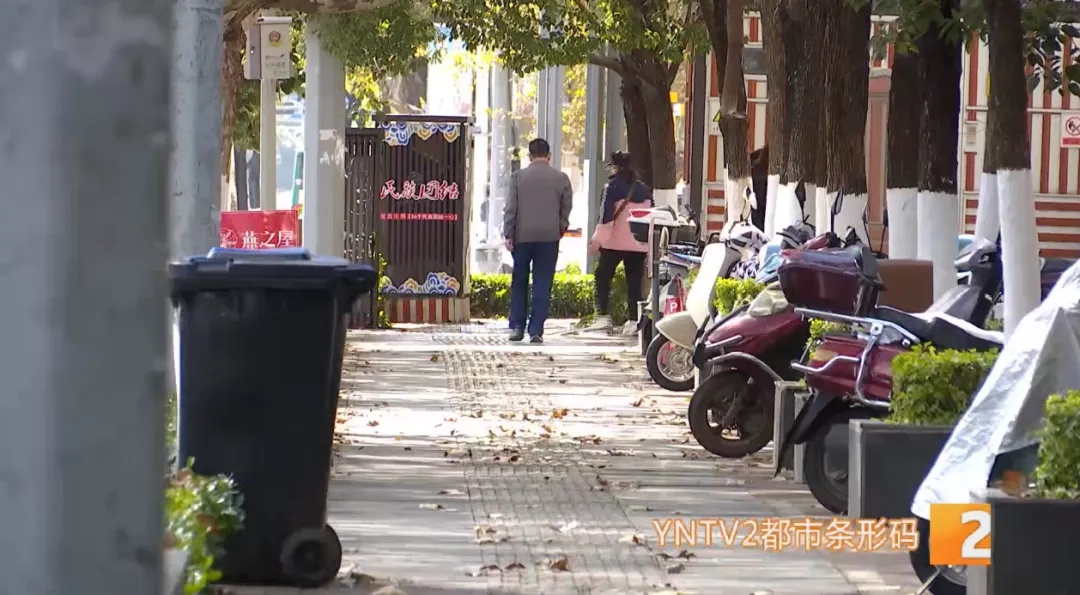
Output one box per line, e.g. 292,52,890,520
776,222,815,250
725,221,768,254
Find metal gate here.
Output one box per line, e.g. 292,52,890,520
343,115,471,327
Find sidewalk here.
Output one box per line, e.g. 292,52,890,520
221,321,922,595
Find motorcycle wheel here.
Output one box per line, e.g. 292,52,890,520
646,335,695,392
687,370,774,458
909,517,968,595
803,407,882,514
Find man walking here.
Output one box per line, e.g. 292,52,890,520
503,138,573,343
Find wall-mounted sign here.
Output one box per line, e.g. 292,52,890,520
379,179,461,201
742,47,767,76
220,210,299,249
1062,111,1080,148
244,16,293,80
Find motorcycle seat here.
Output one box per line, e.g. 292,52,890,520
1042,257,1075,276
872,306,1003,352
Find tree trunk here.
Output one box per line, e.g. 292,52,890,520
221,15,249,198
621,74,655,187
780,0,825,231
234,145,249,210
821,0,871,242
915,0,963,298
760,0,790,235
974,93,1001,240
642,81,679,206
885,51,922,258
987,0,1041,336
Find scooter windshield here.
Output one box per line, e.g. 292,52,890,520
911,259,1080,520
747,283,789,318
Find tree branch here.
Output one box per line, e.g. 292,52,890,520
224,0,402,16
588,53,627,75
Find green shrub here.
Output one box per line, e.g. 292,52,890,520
562,262,582,275
805,320,852,353
888,345,999,426
1032,389,1080,500
376,253,391,329
469,266,630,324
713,278,766,315
166,460,244,594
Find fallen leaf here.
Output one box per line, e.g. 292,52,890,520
509,455,520,462
631,397,645,407
506,561,526,570
394,435,403,441
404,447,412,451
558,379,567,384
468,564,502,577
419,503,445,510
676,549,696,559
499,412,517,420
466,410,484,418
444,417,458,422
541,424,555,434
367,420,380,427
438,489,464,495
547,556,571,572
430,354,441,362
619,533,647,546
547,356,555,362
606,449,634,456
666,562,686,575
656,552,672,560
552,408,569,419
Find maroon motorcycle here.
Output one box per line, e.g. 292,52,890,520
687,228,860,458
773,239,1006,514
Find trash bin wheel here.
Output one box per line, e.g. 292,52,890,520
280,525,343,588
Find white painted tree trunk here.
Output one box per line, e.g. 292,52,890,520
720,173,752,236
814,185,830,232
974,173,1001,240
916,192,960,299
654,188,678,210
830,191,868,244
997,169,1041,337
885,187,918,258
764,174,780,235
774,182,802,233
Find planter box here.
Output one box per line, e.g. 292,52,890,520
848,420,952,520
163,548,188,595
986,497,1080,594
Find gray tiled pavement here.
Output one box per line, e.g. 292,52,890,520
217,321,923,595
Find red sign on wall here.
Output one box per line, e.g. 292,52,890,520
379,179,460,201
220,210,300,249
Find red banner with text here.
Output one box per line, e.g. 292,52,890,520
220,209,300,249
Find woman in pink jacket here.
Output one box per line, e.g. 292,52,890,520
590,152,654,334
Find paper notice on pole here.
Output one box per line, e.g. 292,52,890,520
1062,111,1080,148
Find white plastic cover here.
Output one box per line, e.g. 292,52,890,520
911,259,1080,519
686,243,734,326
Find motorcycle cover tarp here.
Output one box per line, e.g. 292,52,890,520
911,259,1080,519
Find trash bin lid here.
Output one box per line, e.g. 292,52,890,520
169,247,377,296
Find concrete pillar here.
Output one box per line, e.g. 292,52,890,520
584,63,606,272
170,0,224,258
0,1,171,593
604,49,625,155
303,20,347,257
489,63,511,243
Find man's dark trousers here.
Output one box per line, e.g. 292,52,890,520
509,241,559,337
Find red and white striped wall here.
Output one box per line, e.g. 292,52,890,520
691,15,1080,258
387,297,471,324
959,34,1080,258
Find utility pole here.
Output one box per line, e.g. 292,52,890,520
550,66,565,172
604,48,625,155
258,10,279,211
0,1,170,594
170,0,224,258
584,63,606,272
489,63,512,246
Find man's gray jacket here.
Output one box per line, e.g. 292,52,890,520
502,161,573,244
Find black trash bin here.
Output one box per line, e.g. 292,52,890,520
169,247,377,588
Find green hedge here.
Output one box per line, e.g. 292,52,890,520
713,278,765,315
1033,389,1080,499
167,460,244,594
888,345,999,426
470,265,630,324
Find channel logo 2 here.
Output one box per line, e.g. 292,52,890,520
929,504,992,566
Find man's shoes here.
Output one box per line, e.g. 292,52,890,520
509,328,525,342
529,335,543,344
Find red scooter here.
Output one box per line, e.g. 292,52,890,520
773,239,1005,513
687,228,862,459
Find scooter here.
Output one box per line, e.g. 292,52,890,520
774,239,1006,514
905,258,1080,595
648,243,736,392
685,227,857,458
